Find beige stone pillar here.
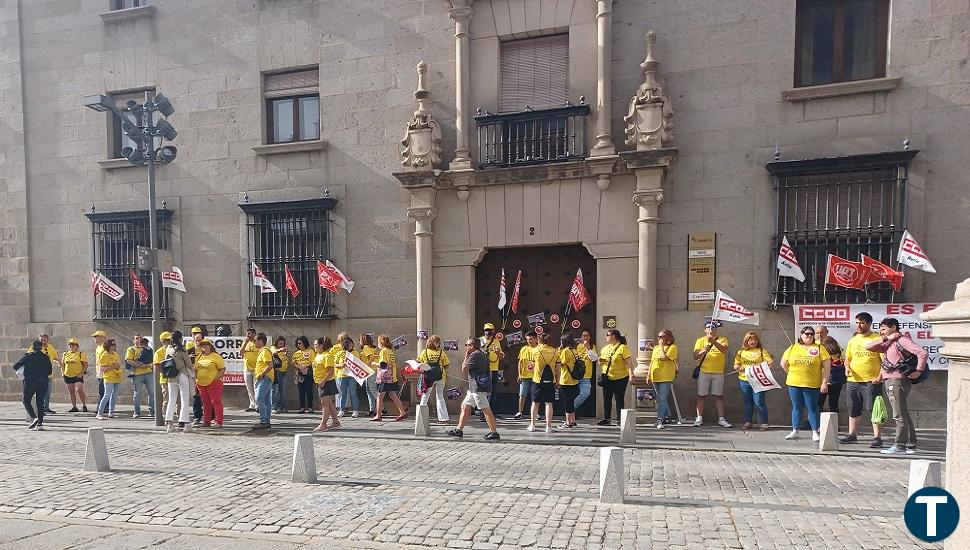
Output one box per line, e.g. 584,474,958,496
448,1,474,170
409,207,436,354
591,0,616,157
921,278,970,548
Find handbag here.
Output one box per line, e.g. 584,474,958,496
161,357,179,379
692,345,710,380
598,345,620,387
376,362,393,384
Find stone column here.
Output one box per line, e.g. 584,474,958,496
921,278,970,548
591,0,616,157
408,206,437,354
448,1,474,170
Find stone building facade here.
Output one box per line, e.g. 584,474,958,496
1,0,967,425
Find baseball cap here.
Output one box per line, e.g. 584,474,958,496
67,338,79,345
483,323,495,330
199,338,213,346
159,331,173,341
91,330,107,337
191,326,203,334
704,320,723,329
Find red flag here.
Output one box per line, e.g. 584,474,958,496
284,264,300,299
510,270,522,313
316,260,341,293
129,269,149,306
567,268,590,312
824,255,871,290
861,254,903,292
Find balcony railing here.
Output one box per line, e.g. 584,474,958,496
475,99,590,169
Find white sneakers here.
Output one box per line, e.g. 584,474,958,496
656,420,665,430
165,421,174,434
336,410,345,418
785,430,799,440
812,431,821,442
717,417,732,428
527,425,536,432
351,411,360,418
693,416,703,427
545,426,553,434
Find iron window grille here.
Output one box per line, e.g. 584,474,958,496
794,0,890,87
767,150,918,305
242,197,337,319
475,102,590,169
86,209,172,320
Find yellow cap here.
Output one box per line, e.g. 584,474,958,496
191,326,203,334
199,338,213,346
483,323,495,330
67,338,79,345
159,331,173,341
91,330,107,337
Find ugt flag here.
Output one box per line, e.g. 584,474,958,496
712,290,760,326
861,254,903,292
824,255,870,290
897,230,936,273
776,236,805,282
567,268,590,312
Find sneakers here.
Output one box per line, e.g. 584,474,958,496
742,422,752,430
812,431,821,442
785,430,799,440
656,420,665,430
881,445,904,454
869,437,883,448
82,406,89,413
351,411,360,418
28,418,40,430
183,422,193,433
35,424,44,431
251,423,270,430
760,424,770,431
446,428,463,438
336,410,346,418
527,425,536,432
839,434,858,444
132,412,141,418
512,412,524,420
67,407,79,413
559,421,571,429
545,426,554,434
717,417,732,428
165,421,174,433
483,432,500,440
96,415,105,421
596,419,611,426
905,446,917,455
693,416,703,427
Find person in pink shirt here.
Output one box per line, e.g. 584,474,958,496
868,317,928,454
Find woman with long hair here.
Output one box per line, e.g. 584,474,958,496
734,331,772,431
557,333,581,429
781,326,832,441
372,334,407,422
649,329,679,429
96,339,123,420
163,331,195,433
598,329,633,426
292,336,315,414
417,334,451,423
312,337,339,431
358,334,379,418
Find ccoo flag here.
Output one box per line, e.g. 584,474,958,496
776,236,806,282
497,268,507,311
251,262,278,294
896,230,936,273
712,290,760,326
92,271,125,301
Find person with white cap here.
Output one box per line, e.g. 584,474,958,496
481,322,505,415
61,338,88,413
692,320,732,428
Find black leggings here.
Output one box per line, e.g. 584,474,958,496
560,384,580,414
818,381,844,413
298,370,315,409
23,378,47,423
602,376,629,421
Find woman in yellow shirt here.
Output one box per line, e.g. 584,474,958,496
597,329,634,426
733,331,772,431
557,333,581,430
292,336,315,414
195,339,226,427
781,326,832,442
270,336,290,413
358,334,379,418
312,337,340,432
417,335,451,423
649,329,679,430
372,335,407,422
62,338,89,413
96,339,123,419
333,332,360,418
528,333,559,433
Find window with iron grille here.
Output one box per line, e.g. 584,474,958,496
241,197,336,319
85,209,172,320
264,68,320,145
794,0,889,87
767,150,918,305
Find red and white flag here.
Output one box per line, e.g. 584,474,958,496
317,260,354,293
343,351,375,386
497,268,507,311
510,270,522,313
744,362,782,393
861,254,903,292
92,271,125,301
91,271,101,296
129,269,149,306
251,262,278,294
567,268,591,312
776,236,805,282
824,255,870,290
897,230,936,273
284,264,300,299
161,267,186,292
712,290,760,326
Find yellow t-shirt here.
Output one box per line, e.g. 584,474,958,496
359,345,378,369
599,343,632,381
734,347,772,382
255,347,275,381
125,346,153,376
242,340,258,373
417,347,450,383
312,351,333,384
517,345,536,379
782,343,831,388
379,347,397,383
195,352,225,387
845,333,883,383
331,344,346,378
531,344,558,384
484,337,503,372
650,344,679,383
155,347,169,383
558,348,580,386
694,336,729,374
62,351,88,378
576,343,594,379
100,351,123,384
270,346,289,372
292,349,314,370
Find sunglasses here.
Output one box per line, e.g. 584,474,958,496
802,331,815,336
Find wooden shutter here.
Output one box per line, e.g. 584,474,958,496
499,35,569,113
264,68,319,98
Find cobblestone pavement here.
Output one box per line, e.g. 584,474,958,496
0,403,944,550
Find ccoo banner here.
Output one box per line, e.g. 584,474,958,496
794,303,946,370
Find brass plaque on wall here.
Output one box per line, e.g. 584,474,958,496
688,232,716,311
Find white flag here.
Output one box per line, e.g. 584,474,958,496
326,260,355,293
161,267,187,292
712,290,760,326
744,363,782,393
251,262,278,294
343,352,375,386
896,230,936,273
497,268,507,311
93,271,125,301
776,236,806,282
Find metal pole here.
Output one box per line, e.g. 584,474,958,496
145,93,164,427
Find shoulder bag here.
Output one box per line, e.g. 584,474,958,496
598,345,619,387
693,344,711,380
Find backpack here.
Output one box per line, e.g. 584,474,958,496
568,349,585,380
161,357,179,379
425,350,443,383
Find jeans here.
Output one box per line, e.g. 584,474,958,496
131,372,155,415
602,376,629,421
337,377,359,411
654,381,674,422
243,368,257,409
44,378,52,411
23,378,47,423
255,376,274,425
488,371,500,411
272,369,288,411
574,378,592,410
364,373,378,412
738,380,769,424
885,378,917,446
788,386,821,431
98,382,120,415
165,373,193,424
419,381,450,422
199,379,224,426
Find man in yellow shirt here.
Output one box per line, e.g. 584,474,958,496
481,323,506,416
692,321,732,428
154,331,173,413
241,328,258,412
252,332,275,429
92,330,107,404
513,331,538,420
125,334,155,418
840,312,886,447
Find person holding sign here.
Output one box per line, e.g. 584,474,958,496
417,335,451,423
692,321,732,428
513,331,538,420
733,331,772,431
780,327,831,442
252,333,275,430
312,337,339,432
649,330,679,430
371,335,407,422
358,334,379,418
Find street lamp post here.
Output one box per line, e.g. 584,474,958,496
83,92,178,427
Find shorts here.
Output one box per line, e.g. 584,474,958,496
560,383,580,413
318,380,339,397
847,381,875,418
696,372,725,396
531,382,555,404
377,382,400,393
63,375,83,384
462,391,490,410
518,379,534,398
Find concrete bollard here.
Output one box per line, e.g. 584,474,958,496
290,434,317,484
819,412,839,451
908,460,943,497
83,427,110,472
414,404,431,437
599,447,624,504
619,409,636,444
